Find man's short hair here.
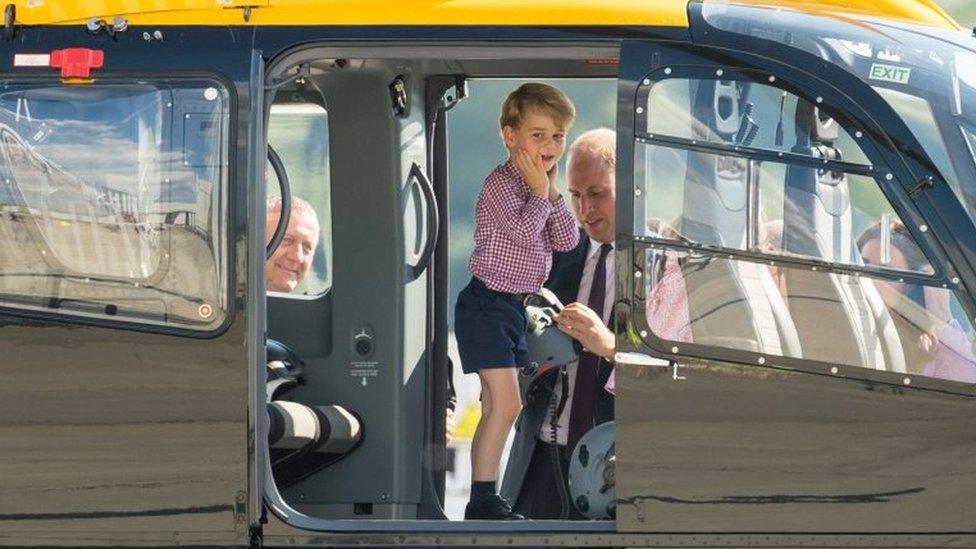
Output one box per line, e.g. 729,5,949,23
499,82,576,130
567,127,616,170
267,195,320,231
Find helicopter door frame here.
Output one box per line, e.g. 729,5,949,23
613,25,976,534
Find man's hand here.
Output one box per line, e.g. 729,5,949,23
514,148,550,198
554,302,614,360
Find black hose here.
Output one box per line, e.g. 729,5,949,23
266,144,291,259
548,368,571,519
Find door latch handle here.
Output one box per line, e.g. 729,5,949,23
908,176,934,198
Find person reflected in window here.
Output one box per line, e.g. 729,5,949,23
265,196,321,293
643,218,693,347
858,221,976,383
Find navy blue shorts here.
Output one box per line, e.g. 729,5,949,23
454,277,530,374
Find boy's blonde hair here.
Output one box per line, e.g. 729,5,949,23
499,83,576,130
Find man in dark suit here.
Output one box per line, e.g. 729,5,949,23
501,128,617,519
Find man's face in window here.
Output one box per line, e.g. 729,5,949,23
266,207,319,293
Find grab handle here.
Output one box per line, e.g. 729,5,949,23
407,162,439,281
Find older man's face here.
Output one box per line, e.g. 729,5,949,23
266,208,319,293
568,155,616,244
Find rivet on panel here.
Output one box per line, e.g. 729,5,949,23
758,356,766,365
664,67,672,75
952,277,960,284
830,366,839,374
635,271,642,278
635,188,642,196
920,225,928,232
643,78,651,85
903,377,912,385
855,131,863,138
816,96,823,104
768,76,776,83
671,346,679,353
885,173,894,181
636,107,644,114
716,69,724,77
640,331,648,337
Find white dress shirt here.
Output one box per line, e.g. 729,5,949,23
538,238,614,446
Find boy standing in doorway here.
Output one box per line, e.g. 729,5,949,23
454,83,579,520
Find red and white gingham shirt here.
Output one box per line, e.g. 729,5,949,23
468,161,580,293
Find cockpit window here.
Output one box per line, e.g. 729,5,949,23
0,80,230,332
637,74,931,275
646,78,870,166
701,1,976,230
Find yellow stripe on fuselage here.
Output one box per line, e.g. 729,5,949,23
12,0,959,29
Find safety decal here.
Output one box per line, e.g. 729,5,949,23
869,63,911,85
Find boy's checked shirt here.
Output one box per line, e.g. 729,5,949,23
469,161,580,294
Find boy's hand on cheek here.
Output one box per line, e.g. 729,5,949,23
547,161,560,202
515,149,550,198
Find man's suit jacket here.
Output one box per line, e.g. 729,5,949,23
500,230,615,504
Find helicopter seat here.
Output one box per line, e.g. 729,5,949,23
674,150,802,358
781,103,905,372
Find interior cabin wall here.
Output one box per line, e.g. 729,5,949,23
268,59,430,519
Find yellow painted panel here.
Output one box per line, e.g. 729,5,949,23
14,0,690,26
714,0,960,30
12,0,959,29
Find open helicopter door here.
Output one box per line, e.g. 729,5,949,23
0,31,262,545
613,7,976,537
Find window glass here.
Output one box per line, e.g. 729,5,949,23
637,142,929,273
267,102,332,296
875,87,973,219
641,248,976,384
0,80,229,331
700,1,976,230
645,78,870,166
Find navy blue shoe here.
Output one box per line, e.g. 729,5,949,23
464,494,525,520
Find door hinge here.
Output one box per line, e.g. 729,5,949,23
234,491,247,525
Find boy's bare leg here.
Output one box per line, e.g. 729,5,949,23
470,373,492,480
471,368,522,482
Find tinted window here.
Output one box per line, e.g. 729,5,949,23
0,80,230,331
